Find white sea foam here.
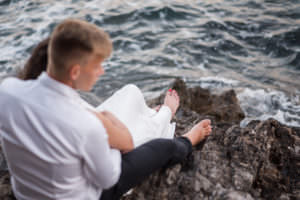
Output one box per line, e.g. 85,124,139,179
238,88,300,127
196,76,239,89
197,63,206,71
200,76,239,85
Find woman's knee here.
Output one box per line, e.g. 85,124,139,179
120,84,140,94
118,84,144,102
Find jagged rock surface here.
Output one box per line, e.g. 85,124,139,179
148,78,245,124
0,79,299,200
122,79,300,200
122,118,300,200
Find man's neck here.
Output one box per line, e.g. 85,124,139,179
46,69,75,89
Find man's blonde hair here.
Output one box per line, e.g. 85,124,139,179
48,19,112,74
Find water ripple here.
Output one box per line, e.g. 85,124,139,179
0,0,299,126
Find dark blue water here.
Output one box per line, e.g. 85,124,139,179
0,0,300,127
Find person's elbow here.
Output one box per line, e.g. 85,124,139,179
101,168,121,189
93,158,121,189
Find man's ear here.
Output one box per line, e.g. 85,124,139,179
69,64,81,81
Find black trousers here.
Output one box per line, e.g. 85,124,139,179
100,137,192,200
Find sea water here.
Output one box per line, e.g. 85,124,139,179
0,0,299,127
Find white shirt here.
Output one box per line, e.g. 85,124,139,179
0,72,121,200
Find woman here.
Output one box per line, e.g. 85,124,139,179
18,37,50,80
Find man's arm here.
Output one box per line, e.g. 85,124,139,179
81,121,121,189
93,111,134,152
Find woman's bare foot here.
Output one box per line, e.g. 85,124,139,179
183,119,212,146
164,89,180,118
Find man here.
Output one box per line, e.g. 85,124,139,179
0,19,211,200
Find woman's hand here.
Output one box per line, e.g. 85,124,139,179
92,111,134,152
100,111,128,130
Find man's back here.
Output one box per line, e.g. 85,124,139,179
0,73,121,200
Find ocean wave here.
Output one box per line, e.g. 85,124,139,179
238,88,300,127
198,76,239,89
0,0,300,128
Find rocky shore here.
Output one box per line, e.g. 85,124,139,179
0,79,299,200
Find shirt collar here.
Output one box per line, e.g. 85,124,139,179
38,72,81,100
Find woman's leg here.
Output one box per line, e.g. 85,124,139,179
100,137,192,200
100,119,212,200
96,84,154,115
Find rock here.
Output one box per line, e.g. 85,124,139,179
148,78,245,124
195,173,213,192
0,146,15,200
124,118,299,199
165,164,181,185
0,172,15,200
122,79,300,200
221,190,254,200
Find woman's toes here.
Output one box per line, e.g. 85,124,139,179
172,90,180,105
206,127,211,135
174,91,179,102
201,119,211,127
206,126,212,135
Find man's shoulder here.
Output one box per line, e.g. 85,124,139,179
0,76,19,88
73,109,108,139
0,77,34,93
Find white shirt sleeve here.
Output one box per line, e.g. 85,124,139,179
80,117,121,189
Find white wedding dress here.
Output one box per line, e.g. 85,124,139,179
78,84,176,147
